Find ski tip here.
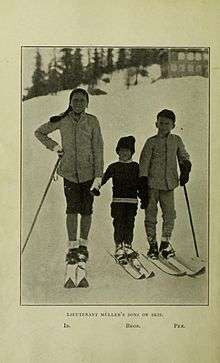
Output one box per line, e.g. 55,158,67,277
188,266,206,277
179,271,187,276
147,271,155,278
199,266,206,274
77,277,89,288
64,278,76,289
138,274,146,280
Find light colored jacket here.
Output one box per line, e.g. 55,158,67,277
139,133,190,190
35,111,104,183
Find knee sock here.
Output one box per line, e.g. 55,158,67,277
80,214,92,242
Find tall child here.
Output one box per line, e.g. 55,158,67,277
139,109,192,259
34,88,104,264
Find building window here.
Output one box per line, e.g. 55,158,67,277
195,65,202,73
179,64,185,72
195,52,202,61
171,63,178,72
187,52,194,61
178,52,185,60
203,52,209,61
187,64,194,72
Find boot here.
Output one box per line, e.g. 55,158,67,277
159,238,175,259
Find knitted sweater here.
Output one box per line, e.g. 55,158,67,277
139,133,190,190
101,161,146,202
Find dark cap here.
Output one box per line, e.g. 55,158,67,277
116,136,135,155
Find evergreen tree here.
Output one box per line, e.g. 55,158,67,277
28,49,47,98
99,48,106,73
47,59,60,95
116,48,127,69
71,48,84,87
59,48,75,89
139,49,150,67
83,49,93,85
92,48,102,84
129,48,143,68
147,48,161,65
128,48,143,85
105,48,114,74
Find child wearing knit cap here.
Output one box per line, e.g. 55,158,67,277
99,136,147,264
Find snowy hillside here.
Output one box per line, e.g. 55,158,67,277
21,71,209,305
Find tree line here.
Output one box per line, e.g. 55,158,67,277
23,48,167,100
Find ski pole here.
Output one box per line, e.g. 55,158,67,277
183,184,199,257
22,156,62,255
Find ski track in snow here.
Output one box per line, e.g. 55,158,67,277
21,72,208,305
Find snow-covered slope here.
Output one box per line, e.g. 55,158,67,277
21,72,209,305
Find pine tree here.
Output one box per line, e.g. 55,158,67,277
139,49,150,67
128,48,143,85
28,49,47,98
105,48,114,74
59,48,75,90
99,48,106,73
72,48,84,87
47,59,60,95
83,49,93,85
92,48,102,84
129,48,142,68
116,48,127,69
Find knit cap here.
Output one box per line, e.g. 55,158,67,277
116,136,135,155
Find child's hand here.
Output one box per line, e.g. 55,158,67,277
138,176,148,209
90,188,100,196
90,177,102,197
179,160,192,186
180,174,189,186
91,177,102,190
53,144,64,157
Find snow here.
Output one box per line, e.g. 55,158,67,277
21,71,208,305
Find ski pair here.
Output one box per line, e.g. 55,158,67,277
64,247,89,288
160,255,206,277
108,250,154,280
142,254,205,277
64,261,89,288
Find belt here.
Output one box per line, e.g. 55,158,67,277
112,198,138,204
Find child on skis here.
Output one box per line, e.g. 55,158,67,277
97,136,147,264
139,109,192,259
34,88,104,264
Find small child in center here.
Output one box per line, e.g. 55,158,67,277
99,136,147,264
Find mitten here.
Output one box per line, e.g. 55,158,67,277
138,176,149,209
179,160,192,186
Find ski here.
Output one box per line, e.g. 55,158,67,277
129,256,155,279
108,251,146,280
165,256,206,277
64,262,89,288
142,253,186,276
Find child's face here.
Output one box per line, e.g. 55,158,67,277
156,116,174,136
118,148,132,161
70,93,88,114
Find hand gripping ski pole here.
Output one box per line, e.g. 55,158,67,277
183,185,199,258
22,156,62,255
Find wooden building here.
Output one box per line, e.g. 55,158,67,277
160,48,209,78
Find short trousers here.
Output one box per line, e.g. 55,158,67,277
64,178,94,215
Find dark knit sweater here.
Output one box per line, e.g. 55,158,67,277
101,161,146,199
